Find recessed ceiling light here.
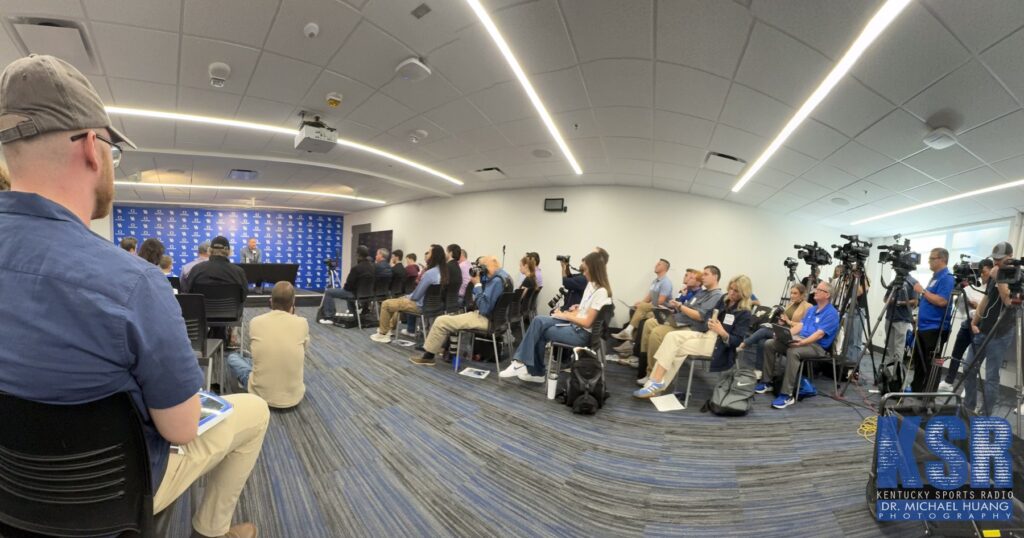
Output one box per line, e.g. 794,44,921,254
730,0,911,193
114,181,385,204
531,149,552,159
466,0,582,175
851,177,1024,225
227,169,258,181
831,197,850,206
104,106,464,186
166,168,185,175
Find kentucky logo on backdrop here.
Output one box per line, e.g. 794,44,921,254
874,415,1013,521
112,205,343,289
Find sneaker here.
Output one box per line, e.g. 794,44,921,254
625,357,639,368
771,394,795,409
633,380,666,399
400,328,416,337
636,376,649,386
613,341,634,354
499,360,525,378
317,318,334,325
754,381,771,394
517,369,545,383
612,326,633,340
370,332,392,343
938,381,954,393
409,355,435,366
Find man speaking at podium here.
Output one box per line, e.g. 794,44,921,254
241,237,261,264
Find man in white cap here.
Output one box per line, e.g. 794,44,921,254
0,55,266,538
963,242,1016,416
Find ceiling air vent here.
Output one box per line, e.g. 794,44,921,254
473,167,506,180
227,169,259,181
703,151,747,176
411,3,432,19
7,18,99,75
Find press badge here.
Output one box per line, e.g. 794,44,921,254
723,313,735,326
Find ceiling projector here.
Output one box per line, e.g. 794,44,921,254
294,114,337,153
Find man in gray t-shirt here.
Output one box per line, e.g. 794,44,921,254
612,258,673,346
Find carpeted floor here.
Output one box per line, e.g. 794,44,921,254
168,306,926,537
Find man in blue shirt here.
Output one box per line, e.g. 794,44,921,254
612,258,673,348
758,281,841,409
909,247,956,393
411,256,512,365
0,55,265,538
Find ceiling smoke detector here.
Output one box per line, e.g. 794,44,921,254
303,22,320,39
923,127,957,150
407,129,428,144
208,62,231,88
531,149,553,159
395,57,431,82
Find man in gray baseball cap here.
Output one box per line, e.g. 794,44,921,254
0,55,265,538
963,241,1016,416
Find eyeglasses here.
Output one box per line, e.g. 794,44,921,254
70,131,122,167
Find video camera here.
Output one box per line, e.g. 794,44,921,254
995,258,1024,290
952,254,981,287
794,242,832,267
832,234,872,266
783,257,799,271
876,235,920,276
323,258,339,270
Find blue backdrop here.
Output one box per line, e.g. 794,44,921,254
112,205,343,290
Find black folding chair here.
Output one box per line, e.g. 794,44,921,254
403,274,418,294
510,288,535,338
389,271,405,298
190,284,245,389
176,293,224,392
456,292,517,382
0,392,157,537
796,344,839,399
526,285,543,324
371,275,392,316
167,276,181,292
353,274,377,330
444,282,464,315
546,304,615,378
417,284,446,336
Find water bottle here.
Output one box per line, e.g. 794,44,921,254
546,370,558,400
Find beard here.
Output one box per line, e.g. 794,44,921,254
91,151,115,220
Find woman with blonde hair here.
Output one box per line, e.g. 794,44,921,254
634,275,753,398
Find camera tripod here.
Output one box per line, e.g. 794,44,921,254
917,281,969,395
832,262,876,390
843,273,915,396
779,263,798,307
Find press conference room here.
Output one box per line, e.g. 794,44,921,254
2,1,1024,537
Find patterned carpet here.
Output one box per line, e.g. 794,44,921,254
166,306,924,537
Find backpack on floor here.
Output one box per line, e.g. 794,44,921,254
703,367,757,416
558,347,607,415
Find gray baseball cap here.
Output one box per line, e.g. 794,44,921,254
0,54,135,148
992,241,1013,261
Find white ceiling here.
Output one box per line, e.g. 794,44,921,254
0,0,1022,234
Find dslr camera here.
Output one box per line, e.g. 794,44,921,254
876,235,920,276
794,242,832,267
952,254,981,287
833,234,872,266
556,255,571,264
548,287,569,310
468,259,488,279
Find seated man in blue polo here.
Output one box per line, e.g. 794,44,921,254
757,281,840,409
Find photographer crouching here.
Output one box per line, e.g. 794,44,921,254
410,256,512,366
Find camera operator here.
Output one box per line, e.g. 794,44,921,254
611,258,673,350
411,256,512,366
908,248,956,393
882,275,918,365
559,246,609,308
963,243,1015,416
318,246,374,324
940,258,993,391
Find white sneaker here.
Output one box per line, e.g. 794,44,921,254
612,326,633,340
499,361,525,378
624,357,639,368
517,369,545,383
400,328,416,337
938,381,954,393
317,318,334,325
613,341,633,354
636,376,649,386
370,332,392,343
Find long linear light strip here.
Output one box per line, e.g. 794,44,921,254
465,0,582,175
731,0,911,193
117,199,345,214
105,107,464,186
115,181,386,204
851,178,1024,225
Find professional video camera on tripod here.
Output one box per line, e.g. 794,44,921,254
793,241,832,292
826,235,876,387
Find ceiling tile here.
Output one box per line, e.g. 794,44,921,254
837,179,894,207
386,115,451,145
802,163,857,190
761,191,812,212
607,159,652,176
246,53,321,103
556,109,599,139
565,137,607,162
381,72,461,114
84,0,182,32
183,0,280,49
119,117,175,148
941,166,1007,193
863,163,932,192
175,123,229,150
91,23,178,85
749,167,795,190
299,70,374,122
872,194,917,211
0,0,83,16
264,0,360,66
532,67,590,113
971,187,1024,210
689,183,730,199
855,108,929,160
653,141,705,167
348,92,416,131
652,162,698,183
423,97,492,134
656,0,752,78
652,176,694,194
493,0,576,73
466,81,535,124
811,76,893,138
719,84,791,137
332,119,379,142
653,111,718,148
363,3,472,53
926,0,1024,54
582,59,653,108
653,62,730,121
562,0,652,61
428,25,512,94
726,185,774,207
902,145,984,180
750,0,881,59
495,117,549,146
851,1,969,104
222,96,295,149
785,119,848,160
420,135,474,160
604,137,652,161
327,21,414,88
108,78,177,109
824,141,892,179
903,180,958,202
766,147,817,177
179,36,261,95
905,60,1018,134
177,87,242,116
735,22,831,107
991,154,1024,180
692,168,735,188
707,124,766,163
958,110,1024,163
593,107,652,139
979,27,1024,105
0,28,22,69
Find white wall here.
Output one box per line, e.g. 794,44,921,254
343,186,846,325
90,213,112,240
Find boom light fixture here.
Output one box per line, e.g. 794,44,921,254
851,178,1024,225
465,0,582,175
115,181,386,204
104,107,464,186
730,0,911,193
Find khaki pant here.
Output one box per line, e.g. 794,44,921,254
153,393,270,537
640,320,689,374
424,311,489,354
652,330,717,386
762,338,828,397
628,302,655,329
379,297,420,334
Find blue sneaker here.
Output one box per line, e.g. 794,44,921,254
633,380,666,399
754,381,771,394
771,394,795,409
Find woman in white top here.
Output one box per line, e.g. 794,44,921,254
500,251,612,383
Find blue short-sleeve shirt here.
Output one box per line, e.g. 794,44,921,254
0,192,204,492
648,275,672,304
799,303,841,349
917,267,956,331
